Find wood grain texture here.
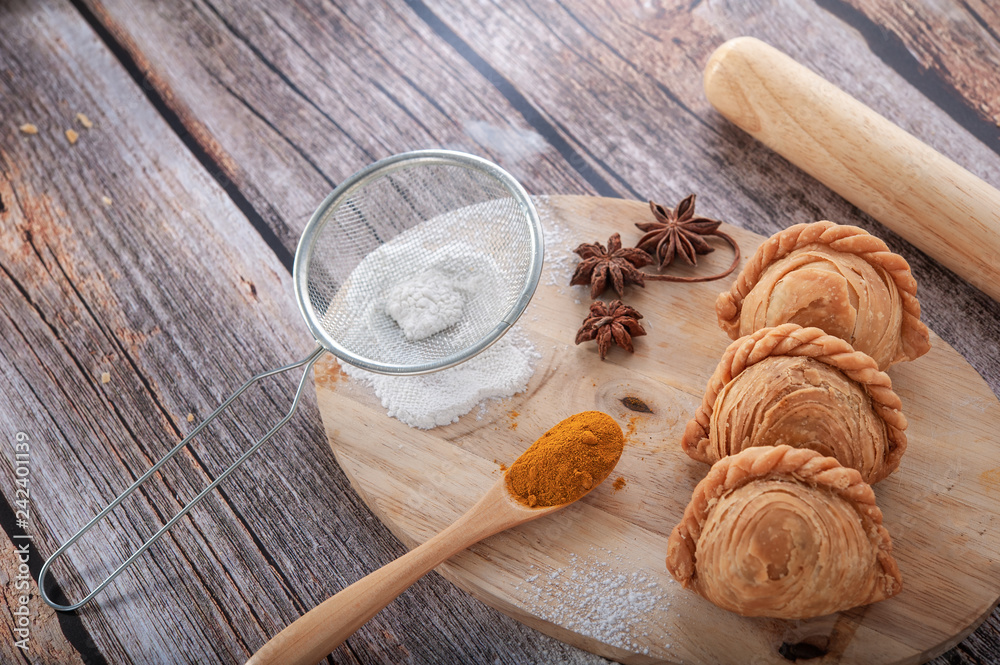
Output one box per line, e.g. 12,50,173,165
77,0,598,255
0,2,329,663
835,0,1000,131
0,2,609,664
316,196,1000,665
75,0,1000,387
76,0,1000,255
4,0,1000,663
75,0,1000,348
0,526,88,665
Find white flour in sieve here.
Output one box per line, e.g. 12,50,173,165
331,198,542,429
319,195,529,369
384,269,465,341
343,329,539,429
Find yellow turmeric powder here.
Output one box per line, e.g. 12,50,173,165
505,411,624,507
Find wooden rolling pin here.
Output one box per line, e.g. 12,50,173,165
703,36,1000,302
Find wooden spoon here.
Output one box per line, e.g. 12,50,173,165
247,421,621,665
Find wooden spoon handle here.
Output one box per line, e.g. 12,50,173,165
246,523,472,665
246,480,537,665
246,537,447,664
704,36,1000,302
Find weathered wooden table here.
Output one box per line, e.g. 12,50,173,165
3,1,999,663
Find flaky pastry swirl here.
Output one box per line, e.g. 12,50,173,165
682,324,907,483
666,445,902,619
716,221,930,370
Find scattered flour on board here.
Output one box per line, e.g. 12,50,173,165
534,195,578,290
514,549,675,656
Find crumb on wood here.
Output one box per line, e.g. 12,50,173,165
19,123,39,135
76,112,93,129
624,415,642,443
65,129,79,145
100,371,110,384
101,195,113,206
612,476,626,492
186,413,194,422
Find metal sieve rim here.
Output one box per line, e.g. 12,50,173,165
293,149,544,376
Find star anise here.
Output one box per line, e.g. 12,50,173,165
574,300,646,360
570,233,653,298
636,194,722,269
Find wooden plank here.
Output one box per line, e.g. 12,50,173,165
831,0,1000,135
0,2,322,662
75,0,602,256
0,2,609,664
17,0,1000,662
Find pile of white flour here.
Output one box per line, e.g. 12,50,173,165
383,268,465,341
343,330,539,429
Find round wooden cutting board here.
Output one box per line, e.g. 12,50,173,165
314,195,1000,665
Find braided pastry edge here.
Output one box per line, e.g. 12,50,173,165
666,445,902,599
681,324,908,480
715,221,930,365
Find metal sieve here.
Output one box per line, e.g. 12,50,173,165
40,150,543,611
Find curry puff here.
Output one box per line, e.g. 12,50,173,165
716,221,930,371
666,445,902,619
682,324,906,484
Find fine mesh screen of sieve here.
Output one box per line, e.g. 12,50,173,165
295,151,543,375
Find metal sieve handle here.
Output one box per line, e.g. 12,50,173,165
39,345,327,612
